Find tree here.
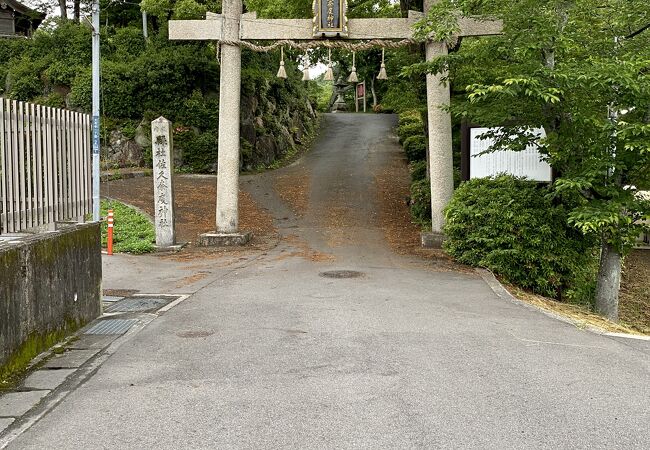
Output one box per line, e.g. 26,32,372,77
408,0,650,320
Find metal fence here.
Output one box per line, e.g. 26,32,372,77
0,98,92,234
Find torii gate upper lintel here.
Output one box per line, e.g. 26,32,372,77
169,0,502,243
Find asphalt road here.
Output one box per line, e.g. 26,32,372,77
8,114,650,449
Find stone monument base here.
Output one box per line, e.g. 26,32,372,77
154,242,188,253
421,231,445,249
198,232,252,247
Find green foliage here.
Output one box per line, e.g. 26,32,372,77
408,0,650,258
403,135,427,162
141,0,220,19
174,0,208,19
174,129,218,172
0,5,314,174
32,92,66,108
398,110,423,127
5,57,46,100
72,61,139,117
140,0,174,18
380,47,426,113
109,26,147,59
444,176,598,303
175,90,219,129
410,178,432,227
397,122,425,145
412,0,460,43
409,160,427,182
100,200,155,254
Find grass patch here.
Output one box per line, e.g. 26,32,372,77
101,199,155,254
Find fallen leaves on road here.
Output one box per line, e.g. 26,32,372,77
274,172,310,216
104,174,276,247
374,154,470,272
274,234,334,262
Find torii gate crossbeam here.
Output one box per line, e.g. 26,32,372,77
169,0,501,246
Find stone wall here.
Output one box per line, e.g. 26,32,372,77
0,223,102,368
240,94,317,171
101,94,317,172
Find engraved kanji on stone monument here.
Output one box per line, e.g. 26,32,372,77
151,117,175,247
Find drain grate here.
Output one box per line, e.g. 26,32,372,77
85,319,137,335
319,270,364,279
105,297,174,313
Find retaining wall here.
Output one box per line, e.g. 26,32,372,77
0,223,102,368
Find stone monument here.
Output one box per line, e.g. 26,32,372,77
151,117,176,248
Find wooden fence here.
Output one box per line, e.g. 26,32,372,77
0,98,91,234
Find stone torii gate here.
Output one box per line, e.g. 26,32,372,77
169,0,501,246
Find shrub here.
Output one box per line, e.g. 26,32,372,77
443,175,598,303
32,92,65,108
173,129,218,172
6,57,45,100
398,110,422,128
410,160,427,182
110,26,146,59
397,122,424,145
403,135,427,162
70,61,138,118
410,178,431,227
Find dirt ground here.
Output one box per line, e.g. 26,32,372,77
103,175,276,245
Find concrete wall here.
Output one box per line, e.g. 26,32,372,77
0,223,102,367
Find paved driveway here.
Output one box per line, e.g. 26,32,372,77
7,114,649,449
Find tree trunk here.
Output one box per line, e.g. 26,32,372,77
74,0,80,22
595,238,622,321
370,77,377,109
58,0,67,20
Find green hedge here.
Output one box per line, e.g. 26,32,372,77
410,178,432,227
397,122,425,145
443,175,598,303
409,160,427,183
403,135,427,162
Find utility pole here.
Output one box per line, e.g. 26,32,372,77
91,0,100,221
142,11,148,40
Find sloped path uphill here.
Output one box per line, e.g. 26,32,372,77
5,114,649,449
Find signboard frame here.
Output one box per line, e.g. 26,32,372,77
313,0,348,37
460,121,554,182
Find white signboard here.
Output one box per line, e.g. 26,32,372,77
470,127,552,182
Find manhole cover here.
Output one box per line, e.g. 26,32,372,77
319,270,364,279
105,297,174,313
85,319,137,335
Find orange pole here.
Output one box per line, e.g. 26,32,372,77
107,209,114,255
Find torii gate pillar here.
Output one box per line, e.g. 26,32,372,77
215,0,242,235
424,0,454,242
